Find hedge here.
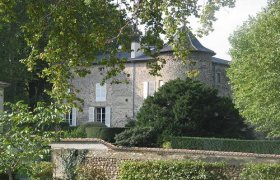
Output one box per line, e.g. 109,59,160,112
240,163,280,180
85,127,127,142
170,137,280,154
118,160,230,180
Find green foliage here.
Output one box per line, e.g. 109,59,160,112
118,160,229,180
64,126,87,138
28,161,53,180
0,102,64,179
115,127,157,147
137,78,253,140
85,127,127,143
0,0,235,104
240,163,280,180
228,1,280,137
170,137,280,154
82,122,107,128
124,118,136,128
76,164,108,180
0,0,51,108
0,1,235,179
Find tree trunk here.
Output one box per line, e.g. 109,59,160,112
7,168,13,180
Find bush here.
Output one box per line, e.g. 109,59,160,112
64,126,87,138
115,127,157,147
170,137,280,154
137,78,254,139
28,161,53,180
124,119,136,128
118,160,229,180
76,164,108,180
240,163,280,180
0,173,10,179
85,127,127,142
81,122,107,128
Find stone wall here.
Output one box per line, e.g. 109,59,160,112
51,139,280,180
72,51,230,127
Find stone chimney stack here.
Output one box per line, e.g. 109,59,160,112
131,42,142,58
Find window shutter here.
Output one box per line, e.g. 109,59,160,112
143,81,148,99
89,107,95,122
101,83,106,101
105,106,111,127
72,108,77,126
96,83,106,102
148,81,156,96
96,83,101,101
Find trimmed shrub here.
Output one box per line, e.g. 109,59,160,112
137,78,254,140
170,137,280,154
115,127,157,147
28,161,53,180
76,164,108,180
64,126,87,138
85,127,127,142
81,122,107,128
118,160,229,180
240,163,280,180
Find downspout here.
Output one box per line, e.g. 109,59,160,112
132,61,136,118
212,62,216,87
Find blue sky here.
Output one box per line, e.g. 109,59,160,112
197,0,268,60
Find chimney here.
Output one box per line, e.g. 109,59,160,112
131,42,142,58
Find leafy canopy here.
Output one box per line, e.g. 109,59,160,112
228,1,280,137
0,102,64,179
0,0,235,104
0,0,236,176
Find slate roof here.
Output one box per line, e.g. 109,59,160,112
96,32,229,64
212,57,230,66
159,32,215,55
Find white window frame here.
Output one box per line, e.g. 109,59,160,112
143,81,156,99
96,107,106,124
96,83,106,102
89,106,111,127
65,108,77,127
159,80,164,87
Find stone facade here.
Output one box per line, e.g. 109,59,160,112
51,139,280,179
71,37,230,127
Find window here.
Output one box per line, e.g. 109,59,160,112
216,72,221,84
65,108,77,126
96,83,106,102
143,81,156,98
159,80,164,87
88,106,111,127
96,107,106,124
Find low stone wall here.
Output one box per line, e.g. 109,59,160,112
51,138,280,179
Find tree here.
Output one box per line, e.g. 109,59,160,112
0,0,236,104
136,78,253,139
0,0,237,176
0,102,63,180
0,1,51,108
227,1,280,137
